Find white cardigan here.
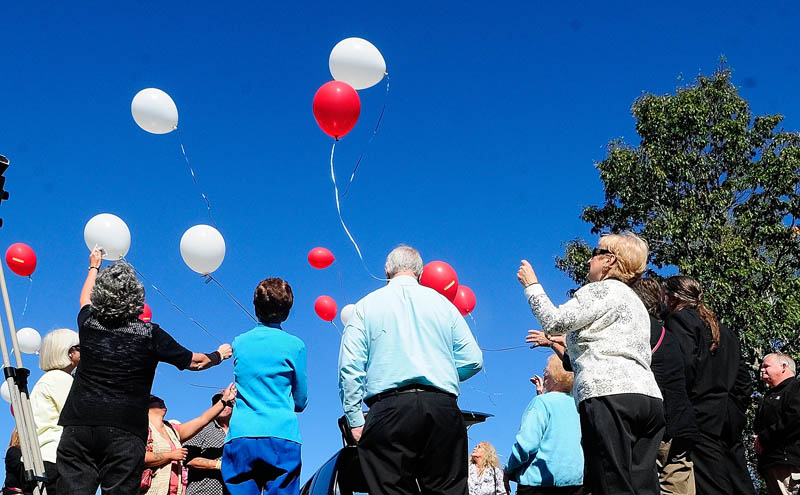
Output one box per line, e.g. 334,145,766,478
525,278,662,404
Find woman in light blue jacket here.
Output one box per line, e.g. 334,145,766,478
505,354,584,495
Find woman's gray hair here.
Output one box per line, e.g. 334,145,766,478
90,262,145,323
39,328,79,371
385,245,423,278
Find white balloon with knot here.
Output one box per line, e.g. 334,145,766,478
131,88,178,134
84,213,131,261
329,38,386,90
16,327,42,354
180,225,226,275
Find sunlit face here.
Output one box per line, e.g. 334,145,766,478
761,355,790,387
587,243,614,282
470,444,484,465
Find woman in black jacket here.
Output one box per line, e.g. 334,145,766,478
662,275,754,495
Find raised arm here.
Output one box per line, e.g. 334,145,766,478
177,384,235,442
188,344,233,371
79,249,103,307
526,330,567,359
505,398,547,479
453,313,482,381
518,260,610,335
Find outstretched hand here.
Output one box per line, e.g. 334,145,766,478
217,344,232,360
221,383,237,402
517,260,538,287
530,375,544,395
90,249,103,269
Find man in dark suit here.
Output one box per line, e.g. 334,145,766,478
754,353,800,495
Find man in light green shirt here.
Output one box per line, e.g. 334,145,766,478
338,245,482,495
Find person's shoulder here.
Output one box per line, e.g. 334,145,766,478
665,307,697,326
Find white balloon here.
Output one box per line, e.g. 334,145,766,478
0,382,9,403
329,38,386,90
131,88,179,134
16,327,41,354
180,225,226,275
340,304,355,326
84,213,131,261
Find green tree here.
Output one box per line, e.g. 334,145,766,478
556,66,800,488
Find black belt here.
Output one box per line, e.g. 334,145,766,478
364,384,455,408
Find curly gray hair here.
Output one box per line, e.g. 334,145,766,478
91,262,145,323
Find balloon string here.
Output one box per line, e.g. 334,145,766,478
341,75,390,198
330,320,342,336
20,276,33,318
329,141,387,282
204,275,258,323
480,345,528,352
176,128,218,228
126,262,223,344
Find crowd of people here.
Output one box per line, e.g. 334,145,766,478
1,238,799,495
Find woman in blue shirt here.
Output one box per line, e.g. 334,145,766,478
505,354,584,495
222,278,308,495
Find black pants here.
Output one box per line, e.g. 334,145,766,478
692,431,754,494
579,394,665,495
56,425,146,495
517,484,584,495
358,389,466,495
44,461,59,495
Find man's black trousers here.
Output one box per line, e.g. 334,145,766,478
358,389,467,495
578,393,665,495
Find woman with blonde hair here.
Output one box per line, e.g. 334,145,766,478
29,328,80,495
505,354,583,494
517,232,664,495
662,275,753,494
468,441,506,495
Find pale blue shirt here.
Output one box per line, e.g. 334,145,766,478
338,275,483,427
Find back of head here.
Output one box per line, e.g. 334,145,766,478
39,328,79,371
663,275,720,351
253,278,293,325
546,354,574,393
630,277,663,318
90,262,145,325
600,232,648,284
384,245,423,279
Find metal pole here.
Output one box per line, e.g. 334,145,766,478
0,261,47,494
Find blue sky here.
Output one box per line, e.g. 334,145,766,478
1,0,799,484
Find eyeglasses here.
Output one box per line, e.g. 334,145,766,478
591,248,614,258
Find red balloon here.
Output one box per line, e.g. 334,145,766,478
420,261,459,302
308,247,335,269
139,303,152,322
10,405,13,417
5,243,36,277
314,295,338,322
453,285,476,316
312,81,360,139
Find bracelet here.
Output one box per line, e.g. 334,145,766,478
89,266,100,271
205,351,222,366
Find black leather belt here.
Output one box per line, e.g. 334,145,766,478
364,384,455,408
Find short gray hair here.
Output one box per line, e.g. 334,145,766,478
766,352,796,375
91,262,145,323
385,246,423,278
39,328,79,371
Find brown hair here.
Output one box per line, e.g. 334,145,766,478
546,354,574,393
630,277,663,318
600,233,648,284
663,275,720,351
253,278,294,324
8,429,19,448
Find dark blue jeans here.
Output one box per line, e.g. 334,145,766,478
56,425,146,495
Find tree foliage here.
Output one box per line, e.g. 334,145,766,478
557,67,800,365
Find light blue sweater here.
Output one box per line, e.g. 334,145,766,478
505,391,583,487
228,324,308,444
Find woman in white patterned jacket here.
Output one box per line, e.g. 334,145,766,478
516,232,664,495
